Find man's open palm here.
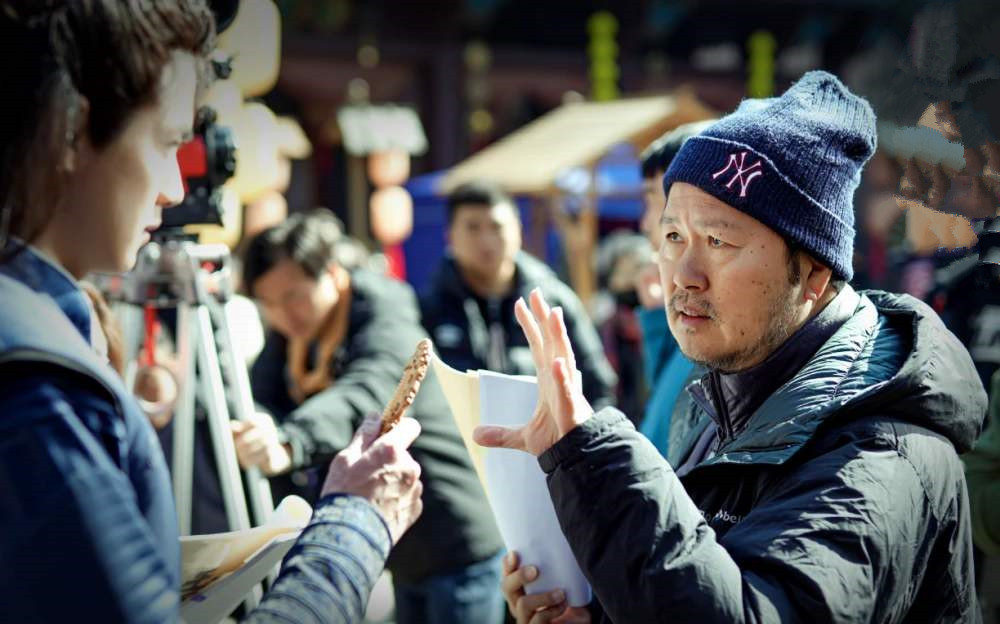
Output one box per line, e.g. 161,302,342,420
473,289,593,456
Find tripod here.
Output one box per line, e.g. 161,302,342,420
100,237,275,608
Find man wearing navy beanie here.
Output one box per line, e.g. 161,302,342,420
485,71,985,623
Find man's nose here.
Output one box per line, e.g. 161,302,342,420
672,247,708,291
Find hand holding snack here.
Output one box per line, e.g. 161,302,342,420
320,412,423,544
319,339,433,544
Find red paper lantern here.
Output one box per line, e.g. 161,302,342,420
370,186,413,245
367,149,410,187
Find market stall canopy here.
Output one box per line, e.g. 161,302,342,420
439,89,716,195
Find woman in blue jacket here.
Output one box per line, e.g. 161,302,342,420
0,3,421,622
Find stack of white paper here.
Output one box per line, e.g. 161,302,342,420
432,357,591,607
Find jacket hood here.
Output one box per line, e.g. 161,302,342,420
854,290,985,452
712,289,986,464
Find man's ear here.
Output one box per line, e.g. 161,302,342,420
61,96,91,174
802,253,833,302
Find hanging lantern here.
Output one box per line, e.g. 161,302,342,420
370,186,413,245
228,102,282,204
367,149,410,187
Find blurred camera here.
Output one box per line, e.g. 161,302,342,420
155,0,240,235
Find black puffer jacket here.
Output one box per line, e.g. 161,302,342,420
251,269,503,583
421,252,617,409
540,290,986,623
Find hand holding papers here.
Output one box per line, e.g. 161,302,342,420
430,308,592,606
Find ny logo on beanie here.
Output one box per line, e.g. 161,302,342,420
711,152,763,198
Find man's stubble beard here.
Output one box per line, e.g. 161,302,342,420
704,282,800,373
683,258,803,374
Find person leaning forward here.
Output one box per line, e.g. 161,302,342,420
235,211,505,624
478,71,986,624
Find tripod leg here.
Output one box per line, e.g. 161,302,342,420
112,302,144,392
172,303,198,536
211,300,275,524
211,298,278,584
193,306,253,531
193,305,261,609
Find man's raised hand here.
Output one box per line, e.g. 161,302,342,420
473,288,593,456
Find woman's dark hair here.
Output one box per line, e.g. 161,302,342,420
241,209,349,295
0,0,215,250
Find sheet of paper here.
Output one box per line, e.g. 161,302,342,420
478,370,591,607
430,353,487,488
180,496,310,601
181,532,298,624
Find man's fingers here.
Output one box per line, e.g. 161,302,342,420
549,308,578,384
230,420,251,435
357,411,383,448
374,416,421,451
529,600,570,624
529,288,551,321
552,606,592,624
516,589,566,623
236,445,267,470
552,358,577,430
502,551,521,576
343,413,379,458
370,458,422,496
354,418,420,479
515,297,546,373
502,563,538,598
473,424,526,450
529,290,555,372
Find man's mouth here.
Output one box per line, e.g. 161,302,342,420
677,304,709,317
672,302,713,326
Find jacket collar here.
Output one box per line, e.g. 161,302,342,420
0,241,94,345
689,286,859,443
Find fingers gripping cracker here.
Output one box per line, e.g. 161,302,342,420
380,339,432,434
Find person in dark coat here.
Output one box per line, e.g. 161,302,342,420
478,71,986,623
421,181,617,409
236,210,505,624
0,3,423,622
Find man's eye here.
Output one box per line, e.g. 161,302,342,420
665,232,682,243
708,236,726,247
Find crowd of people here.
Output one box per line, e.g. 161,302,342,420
1,1,999,623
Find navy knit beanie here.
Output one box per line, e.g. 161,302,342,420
661,71,876,281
